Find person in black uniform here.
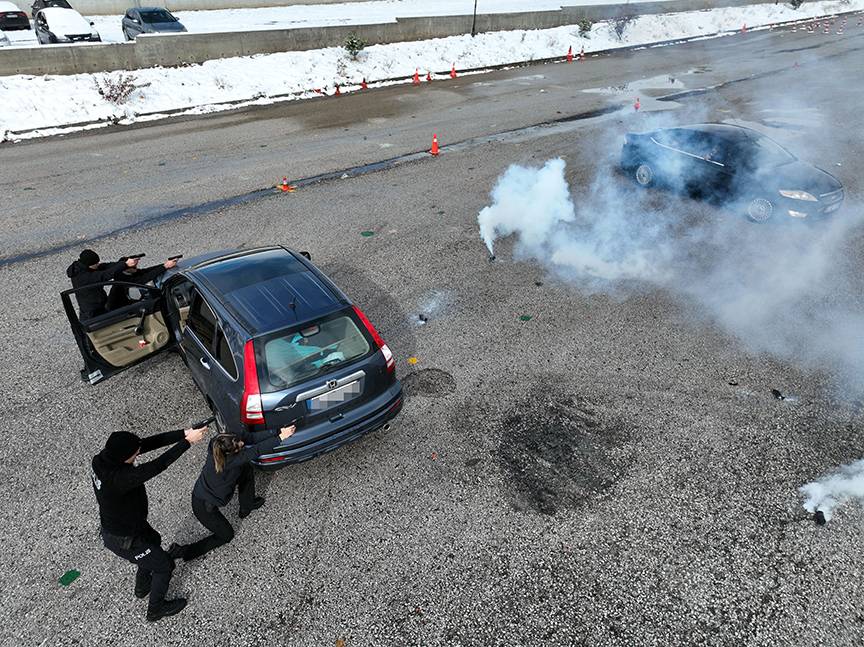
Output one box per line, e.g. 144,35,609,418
91,424,207,622
66,249,178,320
177,425,296,561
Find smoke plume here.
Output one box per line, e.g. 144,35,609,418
800,459,864,521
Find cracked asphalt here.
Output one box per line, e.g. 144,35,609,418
1,18,863,647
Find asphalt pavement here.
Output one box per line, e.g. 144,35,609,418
1,20,863,647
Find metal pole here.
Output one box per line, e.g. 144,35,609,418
471,0,478,37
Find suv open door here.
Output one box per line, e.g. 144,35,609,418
61,281,175,384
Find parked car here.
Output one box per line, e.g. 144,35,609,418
61,246,403,469
34,6,99,43
30,0,69,16
121,6,186,40
620,123,844,222
0,1,31,30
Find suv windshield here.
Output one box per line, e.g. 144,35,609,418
261,312,371,392
140,10,174,23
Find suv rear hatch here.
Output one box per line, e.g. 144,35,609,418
243,305,396,442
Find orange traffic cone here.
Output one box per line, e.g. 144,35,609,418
579,46,585,61
741,23,747,33
334,84,341,96
426,71,432,82
413,69,420,85
361,78,368,90
634,97,641,111
566,45,573,63
430,134,439,156
450,64,457,79
279,177,296,193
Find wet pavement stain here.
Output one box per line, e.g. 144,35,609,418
498,393,632,516
402,368,457,398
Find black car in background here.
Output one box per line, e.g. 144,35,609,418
29,0,69,16
0,1,31,30
121,7,186,40
61,246,403,469
621,124,844,222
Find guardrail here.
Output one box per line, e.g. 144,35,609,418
0,0,762,77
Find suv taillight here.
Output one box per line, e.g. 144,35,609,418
241,339,264,424
352,305,395,373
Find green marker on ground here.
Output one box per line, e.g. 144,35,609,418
360,231,375,237
519,315,532,322
59,570,80,586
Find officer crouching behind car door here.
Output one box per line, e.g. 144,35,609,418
91,425,207,622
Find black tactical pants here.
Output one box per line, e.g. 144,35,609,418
101,523,174,612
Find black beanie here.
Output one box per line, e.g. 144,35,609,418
79,249,100,267
103,431,142,463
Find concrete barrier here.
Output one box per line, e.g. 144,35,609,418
0,1,780,77
9,0,375,16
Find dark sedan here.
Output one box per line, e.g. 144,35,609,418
0,1,31,30
121,7,186,40
621,123,844,222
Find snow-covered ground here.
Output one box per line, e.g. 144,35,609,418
2,0,663,46
1,1,861,140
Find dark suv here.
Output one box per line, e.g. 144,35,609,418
61,246,402,468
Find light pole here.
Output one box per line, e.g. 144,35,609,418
471,0,478,37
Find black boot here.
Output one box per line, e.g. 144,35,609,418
239,497,265,519
146,598,188,622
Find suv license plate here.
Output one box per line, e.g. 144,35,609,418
307,380,361,411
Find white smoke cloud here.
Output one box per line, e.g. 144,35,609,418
477,156,864,389
800,459,864,521
478,158,673,282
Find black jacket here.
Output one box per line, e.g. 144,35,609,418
192,430,281,507
66,260,129,320
92,430,190,537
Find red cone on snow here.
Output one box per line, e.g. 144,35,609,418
579,46,585,61
450,64,457,79
430,133,439,156
426,71,432,82
313,88,323,94
413,69,420,85
566,45,573,63
634,97,641,111
279,177,296,193
334,84,341,96
361,78,368,90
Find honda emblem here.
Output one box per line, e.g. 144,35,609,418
327,380,338,390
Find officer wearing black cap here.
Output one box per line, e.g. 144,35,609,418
66,249,178,320
92,425,207,622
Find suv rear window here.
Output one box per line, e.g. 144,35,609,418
261,313,371,392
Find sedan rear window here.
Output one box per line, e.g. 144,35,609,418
262,314,371,392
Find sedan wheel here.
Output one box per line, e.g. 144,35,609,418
747,198,774,223
635,163,655,188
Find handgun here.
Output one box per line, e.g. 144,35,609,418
168,254,184,261
191,416,216,429
125,253,146,260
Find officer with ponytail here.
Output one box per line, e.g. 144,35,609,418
174,425,296,561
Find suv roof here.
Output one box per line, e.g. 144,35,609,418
190,247,344,335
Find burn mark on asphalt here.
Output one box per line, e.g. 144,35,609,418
402,368,457,398
498,393,632,515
